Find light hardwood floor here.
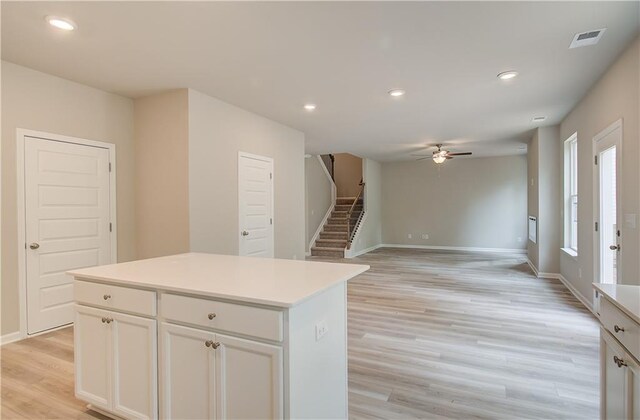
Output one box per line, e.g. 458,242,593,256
1,248,598,419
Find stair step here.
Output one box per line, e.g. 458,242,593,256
327,218,348,225
336,197,363,205
310,247,345,258
324,224,348,232
320,232,348,240
315,239,347,248
335,204,363,212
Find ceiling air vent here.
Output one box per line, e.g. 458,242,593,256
569,28,606,49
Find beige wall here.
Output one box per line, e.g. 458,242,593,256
527,131,540,267
134,90,190,259
188,89,306,260
560,37,639,302
333,153,362,197
1,61,136,335
382,155,527,250
305,156,333,251
350,158,382,254
527,126,562,274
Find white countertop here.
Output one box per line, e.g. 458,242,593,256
594,283,640,324
68,253,369,308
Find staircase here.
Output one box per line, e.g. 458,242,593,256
311,197,363,258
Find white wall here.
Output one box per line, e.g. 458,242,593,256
349,158,382,254
560,37,639,303
305,156,333,251
188,89,306,260
381,155,527,251
1,61,136,335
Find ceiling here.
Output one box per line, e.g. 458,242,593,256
2,2,639,161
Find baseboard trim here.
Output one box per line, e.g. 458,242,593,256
526,259,595,315
346,243,383,258
380,244,527,254
0,331,22,346
558,274,596,316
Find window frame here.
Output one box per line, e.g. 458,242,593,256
564,133,578,254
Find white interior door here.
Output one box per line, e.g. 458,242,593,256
594,122,621,285
25,136,112,334
238,152,274,258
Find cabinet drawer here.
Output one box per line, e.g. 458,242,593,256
75,280,156,317
601,297,640,361
160,293,283,342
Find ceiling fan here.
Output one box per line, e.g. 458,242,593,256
413,144,472,164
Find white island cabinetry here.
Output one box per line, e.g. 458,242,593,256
70,253,369,420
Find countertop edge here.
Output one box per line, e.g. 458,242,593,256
593,283,640,325
70,264,370,308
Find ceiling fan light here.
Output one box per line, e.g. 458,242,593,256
433,155,447,164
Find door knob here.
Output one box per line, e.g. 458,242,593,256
610,244,621,251
241,231,249,236
29,243,40,250
208,313,217,320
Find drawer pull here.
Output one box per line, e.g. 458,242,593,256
101,317,113,324
614,356,627,368
205,340,221,349
614,325,625,333
208,313,217,320
101,317,107,323
103,294,112,301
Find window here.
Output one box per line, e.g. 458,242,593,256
564,134,578,252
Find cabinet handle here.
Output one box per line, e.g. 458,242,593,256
205,340,221,349
614,325,625,333
101,317,107,323
103,294,111,300
208,313,217,320
614,356,627,368
105,317,113,324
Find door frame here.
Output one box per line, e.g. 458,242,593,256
16,128,117,339
237,151,274,257
592,119,623,286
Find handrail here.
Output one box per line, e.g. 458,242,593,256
347,181,365,247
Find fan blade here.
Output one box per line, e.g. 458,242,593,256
446,156,453,159
415,157,431,161
446,152,472,156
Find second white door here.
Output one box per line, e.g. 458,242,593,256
238,152,274,258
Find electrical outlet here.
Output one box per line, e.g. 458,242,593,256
311,209,315,216
315,320,328,341
578,268,582,279
421,234,429,240
408,234,412,239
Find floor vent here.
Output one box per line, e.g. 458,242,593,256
570,28,606,49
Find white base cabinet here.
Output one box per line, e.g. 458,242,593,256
74,277,348,420
160,323,283,419
601,327,640,420
75,305,158,419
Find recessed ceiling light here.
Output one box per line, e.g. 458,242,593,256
46,16,77,31
388,89,406,97
497,71,518,80
532,116,546,122
304,104,316,111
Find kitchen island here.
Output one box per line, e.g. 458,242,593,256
68,253,369,420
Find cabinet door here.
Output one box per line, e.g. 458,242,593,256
626,354,640,420
216,333,283,419
112,312,158,419
602,327,633,420
75,305,111,411
161,323,216,419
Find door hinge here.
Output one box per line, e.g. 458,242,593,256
617,229,621,237
594,155,598,165
109,162,112,172
109,222,112,232
270,218,273,225
270,172,272,180
595,221,599,232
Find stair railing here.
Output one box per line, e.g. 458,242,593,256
346,181,365,249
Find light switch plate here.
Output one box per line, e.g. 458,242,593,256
625,214,637,229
